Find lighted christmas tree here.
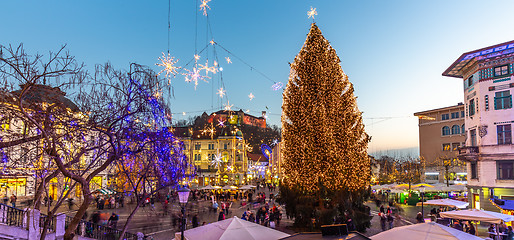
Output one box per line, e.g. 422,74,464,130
280,23,371,230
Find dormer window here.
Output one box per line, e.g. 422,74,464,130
494,65,509,77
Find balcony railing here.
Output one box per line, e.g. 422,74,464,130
65,216,139,240
0,203,25,228
458,146,479,155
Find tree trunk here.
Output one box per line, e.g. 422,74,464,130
64,189,92,240
119,200,143,240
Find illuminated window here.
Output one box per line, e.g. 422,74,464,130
494,65,509,77
442,143,451,151
452,143,460,151
442,126,450,136
494,90,512,110
497,124,512,145
195,143,201,150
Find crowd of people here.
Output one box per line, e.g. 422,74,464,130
239,203,282,228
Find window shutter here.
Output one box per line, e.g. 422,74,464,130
494,96,498,110
509,95,512,109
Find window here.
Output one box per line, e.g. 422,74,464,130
208,143,214,150
451,125,461,135
451,112,459,119
467,76,473,87
469,99,475,116
442,126,450,136
494,65,509,77
452,143,460,151
224,143,228,150
461,124,465,135
194,154,201,161
461,111,465,118
442,114,449,120
442,143,451,151
494,90,512,110
471,162,477,179
470,129,477,146
195,143,201,150
497,124,512,145
497,161,514,180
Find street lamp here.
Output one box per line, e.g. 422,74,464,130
420,187,425,220
178,187,190,240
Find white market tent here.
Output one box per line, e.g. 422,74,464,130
370,222,482,240
416,199,469,209
200,185,216,190
440,209,514,224
174,216,290,240
239,185,257,190
222,185,238,190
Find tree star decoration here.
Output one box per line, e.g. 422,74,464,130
224,100,233,111
225,57,232,64
184,67,210,90
217,87,226,98
211,153,222,168
156,53,181,83
199,0,211,16
307,7,318,19
271,82,284,91
248,93,255,101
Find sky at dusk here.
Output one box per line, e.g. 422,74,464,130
3,0,514,154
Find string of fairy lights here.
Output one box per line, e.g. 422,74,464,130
155,0,284,120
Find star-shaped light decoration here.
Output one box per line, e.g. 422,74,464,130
227,165,233,172
194,54,201,62
184,67,210,89
307,6,318,19
210,39,215,45
225,57,232,64
272,139,279,146
248,93,255,101
202,123,216,139
211,153,222,168
182,112,186,116
223,100,233,111
199,61,218,75
271,82,284,91
156,53,181,83
218,119,225,127
199,0,211,16
216,87,226,98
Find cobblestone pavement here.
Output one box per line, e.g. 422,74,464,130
18,194,494,239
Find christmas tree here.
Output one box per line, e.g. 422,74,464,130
281,23,371,230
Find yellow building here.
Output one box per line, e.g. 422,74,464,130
414,104,467,184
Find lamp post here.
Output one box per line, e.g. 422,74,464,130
178,187,190,240
420,187,425,220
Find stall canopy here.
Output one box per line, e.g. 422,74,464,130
94,188,115,195
370,222,482,240
239,185,256,190
200,185,216,190
174,216,290,240
416,199,469,209
440,209,514,224
222,185,238,190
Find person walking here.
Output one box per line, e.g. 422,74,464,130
386,212,394,229
379,212,387,231
218,210,225,221
192,214,199,228
416,212,424,223
108,212,119,228
10,195,17,208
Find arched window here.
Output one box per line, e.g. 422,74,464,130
451,125,461,135
461,124,465,134
442,126,450,136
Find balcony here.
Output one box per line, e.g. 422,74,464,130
458,146,479,162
